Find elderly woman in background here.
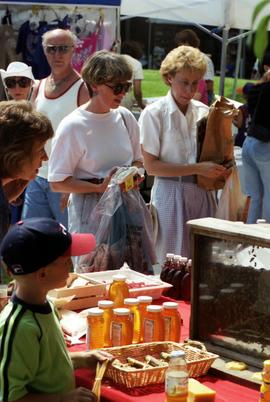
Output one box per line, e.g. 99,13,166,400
139,45,228,262
0,62,35,101
0,62,36,224
48,50,155,273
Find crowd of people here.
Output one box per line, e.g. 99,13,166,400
0,25,269,401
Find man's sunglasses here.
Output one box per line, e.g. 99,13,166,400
5,77,32,89
44,45,74,55
105,82,132,95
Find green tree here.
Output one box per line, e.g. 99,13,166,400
252,0,270,59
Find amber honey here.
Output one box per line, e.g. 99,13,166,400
162,302,181,342
142,305,164,342
108,274,130,308
111,308,133,346
98,300,114,347
137,295,152,342
124,298,140,344
86,307,104,350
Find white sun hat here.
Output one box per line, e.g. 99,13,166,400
0,62,35,82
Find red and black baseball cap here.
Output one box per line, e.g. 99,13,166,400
0,218,96,275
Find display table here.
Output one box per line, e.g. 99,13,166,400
69,298,260,402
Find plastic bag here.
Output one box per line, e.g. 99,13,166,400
78,183,156,274
215,166,247,221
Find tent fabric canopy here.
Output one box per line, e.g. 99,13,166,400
4,0,121,5
120,0,270,30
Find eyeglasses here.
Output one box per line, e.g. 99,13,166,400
44,45,74,55
5,77,32,89
177,79,199,92
104,82,132,95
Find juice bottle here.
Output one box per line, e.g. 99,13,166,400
137,295,153,342
260,360,270,401
86,307,104,350
160,253,175,282
124,298,141,344
98,300,114,347
111,308,133,346
142,305,164,342
108,274,130,307
162,301,181,342
165,350,188,402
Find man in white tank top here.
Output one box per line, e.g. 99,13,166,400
22,29,89,227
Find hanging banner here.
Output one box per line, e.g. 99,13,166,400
1,0,121,5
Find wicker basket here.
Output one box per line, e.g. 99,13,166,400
102,340,218,388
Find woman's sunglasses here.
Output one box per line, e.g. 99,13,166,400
105,82,132,95
5,77,32,89
44,45,74,55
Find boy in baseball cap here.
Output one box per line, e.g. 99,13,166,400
0,217,112,402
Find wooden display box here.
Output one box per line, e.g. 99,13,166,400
48,273,106,310
187,218,270,385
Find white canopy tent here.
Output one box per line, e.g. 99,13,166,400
121,0,270,95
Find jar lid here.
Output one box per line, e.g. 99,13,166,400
87,307,104,316
199,295,214,301
113,308,130,316
112,274,127,282
174,254,182,261
166,253,174,258
163,302,178,309
146,305,162,313
137,295,153,303
180,257,188,262
98,300,114,308
230,283,244,289
170,350,185,358
124,298,139,305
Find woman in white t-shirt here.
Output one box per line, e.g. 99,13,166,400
48,50,155,272
139,46,228,262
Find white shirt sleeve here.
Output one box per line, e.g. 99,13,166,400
48,117,84,182
204,55,215,81
139,105,161,157
120,107,143,162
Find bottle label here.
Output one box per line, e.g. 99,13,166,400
144,319,154,342
165,376,188,398
130,312,134,327
86,326,91,351
112,322,123,346
164,316,172,340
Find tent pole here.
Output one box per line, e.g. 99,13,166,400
219,26,229,96
232,29,244,99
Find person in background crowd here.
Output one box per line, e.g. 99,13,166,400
242,68,270,223
48,50,155,272
139,45,228,262
175,29,215,105
0,62,36,224
22,28,89,228
234,82,254,147
0,217,112,401
0,101,53,245
121,40,146,110
0,61,35,101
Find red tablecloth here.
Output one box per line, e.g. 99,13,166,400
70,298,260,402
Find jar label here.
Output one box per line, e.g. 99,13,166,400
144,319,154,342
165,376,188,398
112,322,123,346
164,316,172,340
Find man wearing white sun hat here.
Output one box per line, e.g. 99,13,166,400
0,62,35,101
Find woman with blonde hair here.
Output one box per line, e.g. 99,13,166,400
139,45,228,261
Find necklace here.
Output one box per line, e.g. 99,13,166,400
48,71,74,92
